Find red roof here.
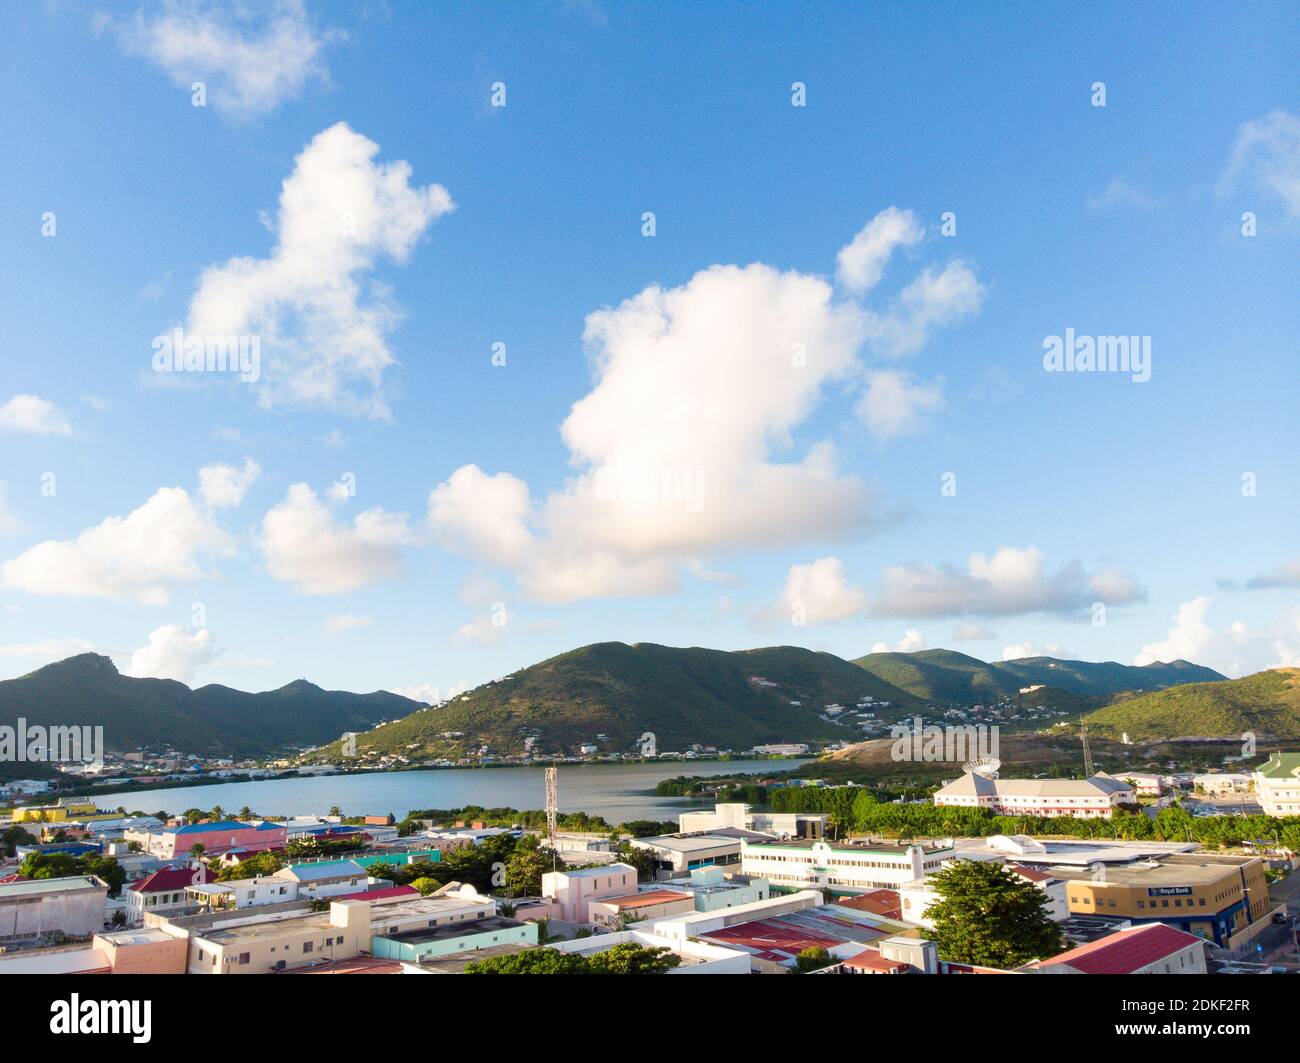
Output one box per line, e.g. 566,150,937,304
1029,923,1205,974
707,917,842,957
598,890,693,911
1010,864,1057,884
126,864,217,894
330,885,420,903
835,889,903,920
0,874,29,883
842,948,909,974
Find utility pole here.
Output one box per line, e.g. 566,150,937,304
1081,724,1094,778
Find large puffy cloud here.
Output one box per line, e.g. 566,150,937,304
427,211,984,603
428,465,534,568
198,457,261,508
260,483,414,594
873,546,1145,619
1,487,231,604
126,624,217,683
187,122,454,417
0,395,72,436
777,557,870,626
1220,110,1300,219
110,0,342,117
431,264,872,602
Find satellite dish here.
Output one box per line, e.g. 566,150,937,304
963,756,1001,778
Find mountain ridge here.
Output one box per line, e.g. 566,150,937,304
0,653,425,760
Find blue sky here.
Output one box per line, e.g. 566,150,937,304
1,1,1297,700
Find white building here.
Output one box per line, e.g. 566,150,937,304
0,876,108,942
1252,753,1300,818
932,772,1135,818
1192,773,1253,795
740,838,953,894
897,862,1068,928
677,802,826,840
1116,772,1166,797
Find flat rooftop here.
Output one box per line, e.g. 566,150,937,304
633,835,741,853
1055,854,1253,887
383,916,526,945
745,838,951,855
0,875,104,899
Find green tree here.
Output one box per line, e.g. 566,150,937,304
465,948,585,974
503,835,554,896
926,861,1063,969
410,876,443,896
794,946,835,973
584,943,681,974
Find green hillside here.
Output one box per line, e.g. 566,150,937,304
311,641,924,760
852,648,1224,705
0,654,424,759
1082,668,1300,740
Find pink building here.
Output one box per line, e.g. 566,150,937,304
129,820,288,859
541,863,638,923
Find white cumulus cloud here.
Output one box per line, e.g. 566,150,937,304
125,624,217,683
111,0,343,118
198,457,261,508
778,557,869,626
874,546,1144,619
856,369,943,439
0,395,72,436
1,486,231,604
260,483,414,594
187,122,454,417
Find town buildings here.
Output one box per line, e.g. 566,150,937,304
740,837,953,894
932,771,1136,818
1055,853,1274,948
678,801,827,839
540,863,639,922
1022,923,1209,974
125,819,289,859
1253,752,1300,817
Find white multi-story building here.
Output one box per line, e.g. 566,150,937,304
1253,753,1300,818
1192,773,1253,795
740,838,953,894
932,772,1135,819
677,802,826,840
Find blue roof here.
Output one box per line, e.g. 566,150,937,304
285,860,366,881
168,820,284,835
171,820,253,834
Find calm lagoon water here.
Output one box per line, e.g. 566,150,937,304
90,758,811,823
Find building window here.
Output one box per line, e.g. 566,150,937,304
303,941,314,953
238,952,250,965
